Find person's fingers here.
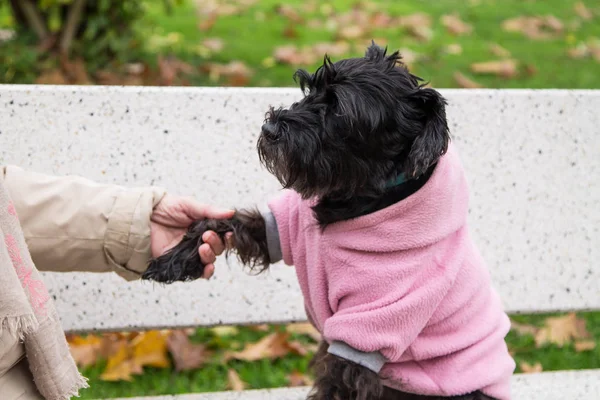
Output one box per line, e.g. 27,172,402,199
202,231,226,255
182,198,234,220
202,264,215,279
225,232,235,249
199,243,217,265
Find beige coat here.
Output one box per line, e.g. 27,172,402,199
0,165,165,398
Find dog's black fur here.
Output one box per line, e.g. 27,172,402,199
143,43,496,400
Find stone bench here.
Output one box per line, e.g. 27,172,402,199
0,85,598,399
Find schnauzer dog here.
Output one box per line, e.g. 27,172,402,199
143,43,514,400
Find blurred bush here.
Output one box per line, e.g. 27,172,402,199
0,0,181,84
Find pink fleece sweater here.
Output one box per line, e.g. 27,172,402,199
267,145,515,399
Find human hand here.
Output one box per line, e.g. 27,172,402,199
150,195,234,279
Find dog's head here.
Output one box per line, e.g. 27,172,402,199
258,42,450,202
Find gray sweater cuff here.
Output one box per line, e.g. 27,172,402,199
260,209,282,263
328,341,387,374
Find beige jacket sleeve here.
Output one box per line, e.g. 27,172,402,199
1,165,166,281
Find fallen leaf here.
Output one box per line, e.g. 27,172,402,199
131,331,170,369
525,64,538,77
574,340,596,352
126,63,145,75
398,48,422,66
568,43,590,58
68,335,102,367
60,57,91,84
283,25,299,38
338,25,366,40
211,326,239,337
544,15,564,32
441,14,473,35
199,13,217,31
286,323,322,342
520,361,543,373
371,12,393,27
444,43,463,55
589,39,600,61
312,42,350,57
227,369,247,391
534,313,591,348
100,342,138,381
287,370,314,387
454,72,484,88
575,2,593,20
275,4,304,24
167,330,210,371
502,15,563,40
99,331,170,381
288,340,311,356
98,332,130,359
273,45,318,65
397,13,433,41
201,61,253,86
510,320,538,336
471,60,518,78
158,56,177,86
36,69,68,85
489,43,511,58
202,38,224,52
226,332,304,361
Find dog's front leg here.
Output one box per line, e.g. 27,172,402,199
309,342,384,400
143,208,271,283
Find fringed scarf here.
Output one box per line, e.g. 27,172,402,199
0,180,88,399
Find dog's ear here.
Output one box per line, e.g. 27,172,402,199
365,41,401,69
405,88,450,177
294,55,337,95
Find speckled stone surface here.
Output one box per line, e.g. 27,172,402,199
0,86,598,332
113,370,600,400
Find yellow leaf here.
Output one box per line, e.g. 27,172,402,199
534,313,591,348
211,326,240,337
227,369,247,391
520,361,543,373
132,331,170,369
100,344,135,381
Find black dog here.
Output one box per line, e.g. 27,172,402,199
143,43,500,400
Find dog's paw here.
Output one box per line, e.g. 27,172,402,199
142,221,209,283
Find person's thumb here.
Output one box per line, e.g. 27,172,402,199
183,199,234,220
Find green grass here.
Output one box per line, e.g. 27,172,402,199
78,325,315,399
137,0,600,88
1,0,599,397
77,312,600,399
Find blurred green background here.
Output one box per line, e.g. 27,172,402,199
0,0,598,398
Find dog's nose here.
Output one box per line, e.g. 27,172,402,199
261,122,277,139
